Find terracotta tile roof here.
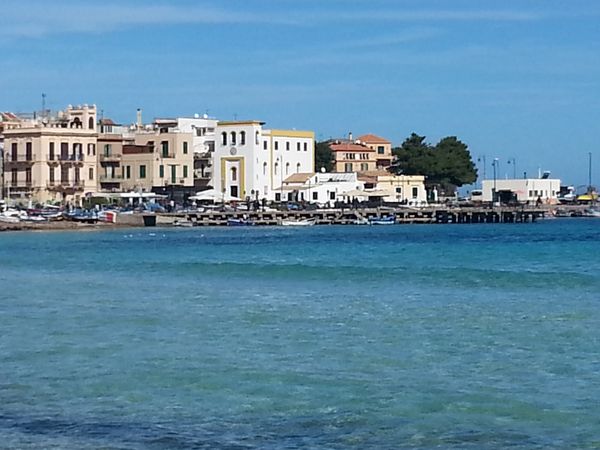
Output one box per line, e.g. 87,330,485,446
283,172,315,183
329,142,374,152
357,133,390,144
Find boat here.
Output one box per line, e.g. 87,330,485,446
368,215,396,225
280,218,316,226
227,217,255,226
582,207,600,218
0,214,20,224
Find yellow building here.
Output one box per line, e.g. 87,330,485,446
358,170,427,205
356,134,393,169
3,105,98,205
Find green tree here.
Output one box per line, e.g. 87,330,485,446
391,133,477,192
315,141,334,172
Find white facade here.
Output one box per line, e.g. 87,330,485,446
213,121,314,201
481,178,561,203
281,172,364,204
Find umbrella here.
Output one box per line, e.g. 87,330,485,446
189,188,241,202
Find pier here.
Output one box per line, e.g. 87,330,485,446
156,206,547,227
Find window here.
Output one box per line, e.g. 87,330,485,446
412,187,418,199
183,142,188,154
286,142,290,151
395,187,402,194
89,168,94,180
297,142,300,151
360,163,368,171
344,163,353,172
11,169,17,184
231,167,237,181
91,144,96,156
221,132,227,146
74,168,81,183
275,193,281,202
231,132,237,145
285,162,290,175
240,131,246,145
274,141,279,151
304,142,308,151
125,166,131,179
49,142,55,160
329,191,335,200
263,141,268,150
171,165,177,183
313,192,318,200
25,168,32,184
159,165,164,178
11,143,17,161
274,162,278,175
88,117,94,129
183,165,188,178
61,166,69,182
296,163,301,173
49,167,55,182
255,131,260,145
60,142,69,160
377,146,385,154
25,142,32,161
139,165,146,179
161,141,169,157
263,162,267,175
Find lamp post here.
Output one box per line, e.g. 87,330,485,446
507,157,516,179
492,158,499,204
477,155,486,188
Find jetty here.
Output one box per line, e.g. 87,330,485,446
156,205,550,227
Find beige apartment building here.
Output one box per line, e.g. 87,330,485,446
329,140,377,173
2,105,98,205
357,134,393,169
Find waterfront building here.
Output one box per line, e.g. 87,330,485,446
2,105,98,205
358,170,427,205
213,121,314,201
481,178,561,204
280,172,364,204
329,136,377,173
356,134,393,169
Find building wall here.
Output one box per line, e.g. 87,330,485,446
3,105,98,205
374,174,427,204
213,121,314,201
481,178,561,203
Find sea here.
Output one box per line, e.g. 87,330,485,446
0,219,599,449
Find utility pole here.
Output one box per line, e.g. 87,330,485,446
588,152,593,192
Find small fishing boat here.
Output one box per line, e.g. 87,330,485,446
280,218,316,226
227,217,255,226
368,215,396,225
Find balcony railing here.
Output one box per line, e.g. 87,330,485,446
5,153,34,163
58,154,85,162
99,175,123,182
99,153,122,161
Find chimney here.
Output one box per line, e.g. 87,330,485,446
136,108,142,129
348,131,353,141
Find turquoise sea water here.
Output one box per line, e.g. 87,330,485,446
1,220,599,449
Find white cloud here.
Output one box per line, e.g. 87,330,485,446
0,1,580,39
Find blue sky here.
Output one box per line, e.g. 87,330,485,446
1,0,599,187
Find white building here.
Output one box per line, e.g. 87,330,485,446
213,121,314,201
280,172,364,204
481,178,561,204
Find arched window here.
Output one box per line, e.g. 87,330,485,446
285,162,290,175
274,162,278,176
231,132,237,145
263,162,267,175
88,117,94,129
221,132,227,146
240,131,246,145
231,167,237,181
296,163,301,173
255,131,260,145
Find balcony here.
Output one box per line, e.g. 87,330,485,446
59,154,85,165
5,154,34,165
158,152,176,159
46,154,60,165
99,153,122,162
99,174,123,183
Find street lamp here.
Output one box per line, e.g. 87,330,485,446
507,157,516,179
492,158,499,204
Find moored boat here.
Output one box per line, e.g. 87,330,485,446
368,215,396,225
280,218,316,226
227,217,255,226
